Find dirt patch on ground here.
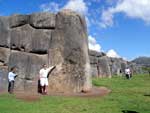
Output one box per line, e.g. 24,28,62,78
48,86,111,98
1,86,111,102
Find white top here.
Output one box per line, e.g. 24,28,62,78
125,68,131,75
8,72,17,82
39,66,54,78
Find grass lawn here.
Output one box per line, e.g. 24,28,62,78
0,74,150,113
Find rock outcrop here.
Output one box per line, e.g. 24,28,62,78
0,11,91,93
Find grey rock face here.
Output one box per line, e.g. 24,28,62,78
0,11,91,93
89,50,110,77
0,66,8,92
110,58,125,75
89,50,142,77
90,64,98,77
0,17,10,47
10,24,52,53
10,25,32,52
9,51,48,91
48,10,91,93
97,56,111,78
29,12,56,29
0,47,10,65
9,14,29,28
89,50,106,57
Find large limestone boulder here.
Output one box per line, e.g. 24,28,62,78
29,12,56,29
0,47,11,65
97,56,111,78
110,58,122,75
0,66,8,92
48,10,91,93
0,16,10,47
9,14,29,28
10,24,52,53
9,51,48,91
89,50,106,77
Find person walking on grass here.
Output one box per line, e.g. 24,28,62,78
39,64,55,95
8,67,18,94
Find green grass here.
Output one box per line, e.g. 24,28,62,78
0,74,150,113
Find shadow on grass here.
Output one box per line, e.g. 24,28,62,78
122,110,139,113
144,94,150,97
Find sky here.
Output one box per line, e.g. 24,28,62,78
0,0,150,60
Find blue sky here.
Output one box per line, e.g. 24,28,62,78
0,0,150,60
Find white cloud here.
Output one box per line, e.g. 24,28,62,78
63,0,88,15
63,0,90,29
40,2,60,13
106,49,120,58
88,35,101,52
101,0,150,28
40,0,90,27
85,16,91,27
100,8,114,28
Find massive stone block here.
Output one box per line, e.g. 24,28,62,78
89,50,111,77
0,66,8,92
48,10,91,93
110,58,122,75
9,51,48,91
0,16,10,47
97,56,111,78
9,14,29,28
29,12,56,29
0,47,11,65
10,24,52,53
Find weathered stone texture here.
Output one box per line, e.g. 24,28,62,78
97,56,111,78
0,11,91,93
0,66,8,92
8,51,48,91
0,47,10,65
9,14,29,28
48,10,91,93
0,11,142,94
10,24,52,53
0,17,10,47
29,12,56,29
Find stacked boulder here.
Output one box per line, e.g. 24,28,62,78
89,50,142,78
0,10,91,93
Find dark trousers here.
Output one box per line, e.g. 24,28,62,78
125,74,130,79
8,81,14,93
37,79,42,93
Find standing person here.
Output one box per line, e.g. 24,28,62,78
125,67,131,79
39,64,55,95
8,67,18,94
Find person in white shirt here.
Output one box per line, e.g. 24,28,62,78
8,67,17,94
125,67,131,79
39,64,55,94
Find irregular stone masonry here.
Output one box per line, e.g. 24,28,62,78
0,10,91,93
0,10,142,93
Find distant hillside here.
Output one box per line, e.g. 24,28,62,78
132,57,150,66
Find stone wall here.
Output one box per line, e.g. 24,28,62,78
0,10,91,93
0,11,142,94
89,50,142,77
